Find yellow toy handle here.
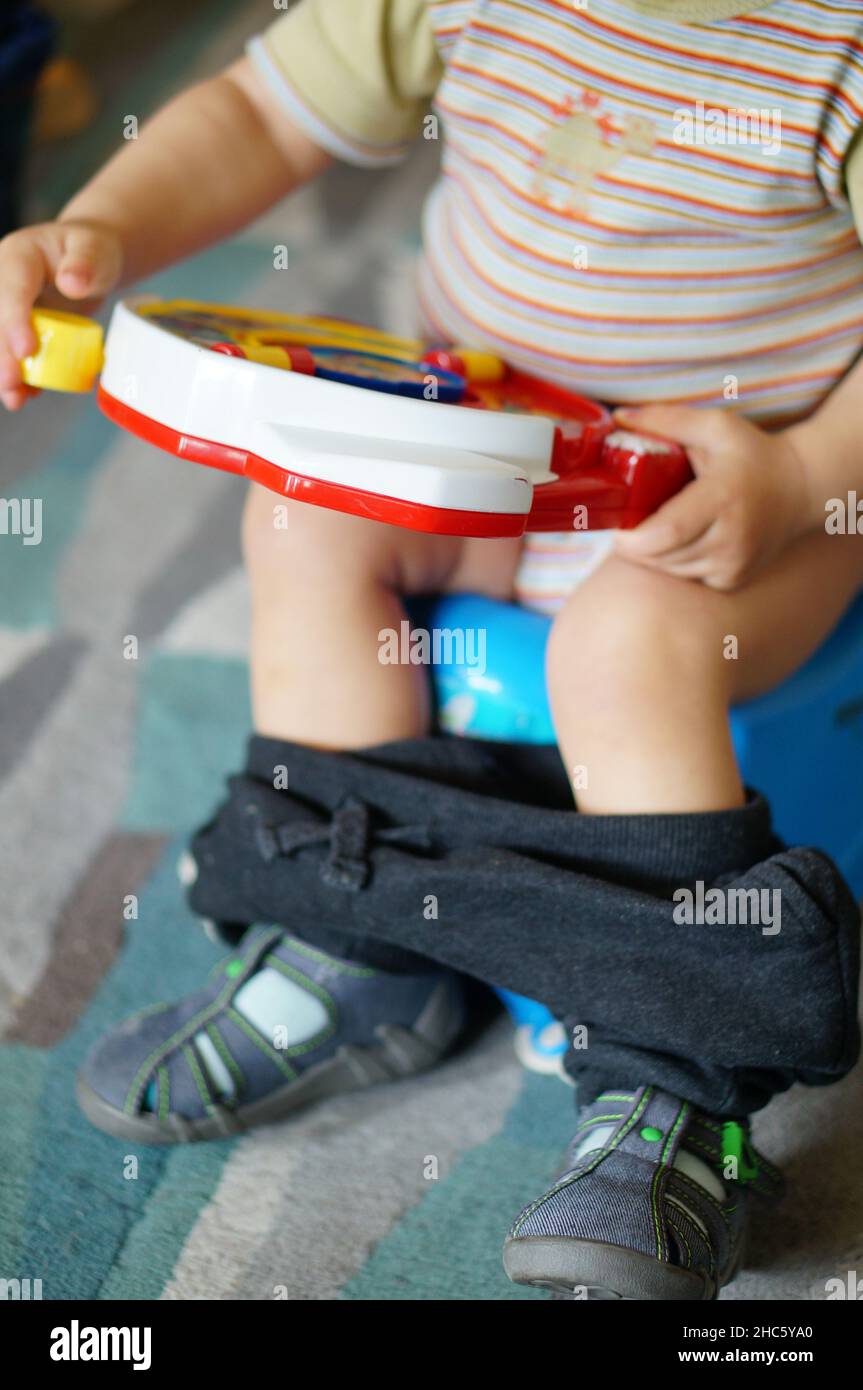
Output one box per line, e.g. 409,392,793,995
21,308,105,393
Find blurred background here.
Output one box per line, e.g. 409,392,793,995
0,0,858,1303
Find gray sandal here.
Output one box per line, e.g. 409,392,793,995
504,1085,784,1300
77,926,466,1144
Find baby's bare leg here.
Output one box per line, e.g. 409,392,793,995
243,485,522,748
547,531,863,814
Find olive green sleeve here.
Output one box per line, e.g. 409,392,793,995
247,0,443,166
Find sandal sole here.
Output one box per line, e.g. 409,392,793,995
76,978,461,1144
503,1236,720,1300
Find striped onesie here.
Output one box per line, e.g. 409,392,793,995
250,0,863,612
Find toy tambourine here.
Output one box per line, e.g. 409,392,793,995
22,300,692,537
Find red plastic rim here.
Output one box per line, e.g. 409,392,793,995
96,386,529,538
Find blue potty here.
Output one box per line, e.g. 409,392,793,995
423,589,863,1074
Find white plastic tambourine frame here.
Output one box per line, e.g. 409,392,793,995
99,298,557,523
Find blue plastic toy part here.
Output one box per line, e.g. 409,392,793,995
310,348,466,402
423,589,863,1072
408,592,554,743
495,987,570,1078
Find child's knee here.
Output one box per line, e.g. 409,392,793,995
547,557,728,703
242,484,292,572
241,485,377,585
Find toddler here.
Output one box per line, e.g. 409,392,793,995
2,0,863,1299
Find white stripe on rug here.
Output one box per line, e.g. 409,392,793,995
160,567,249,658
0,627,51,681
161,1022,522,1300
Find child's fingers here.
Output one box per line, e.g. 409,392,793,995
623,555,749,591
0,222,118,412
614,403,740,456
55,225,121,299
622,549,716,580
0,351,23,391
1,384,40,411
627,525,720,571
614,479,717,558
0,235,46,360
615,532,716,576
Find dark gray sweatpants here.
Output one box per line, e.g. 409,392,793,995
187,734,861,1117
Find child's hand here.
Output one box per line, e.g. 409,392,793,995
0,221,123,411
611,404,812,591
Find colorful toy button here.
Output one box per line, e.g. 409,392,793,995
206,339,317,375
235,339,291,369
423,347,506,385
255,341,316,376
451,347,507,384
422,348,467,377
311,348,465,402
23,308,104,393
207,340,246,357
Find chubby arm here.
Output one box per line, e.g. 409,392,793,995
59,58,331,285
0,57,331,409
783,354,863,520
